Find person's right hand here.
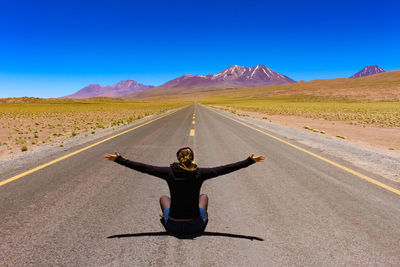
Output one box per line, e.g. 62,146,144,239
251,154,265,162
104,152,120,161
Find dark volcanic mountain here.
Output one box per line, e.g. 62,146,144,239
349,65,385,78
62,80,154,99
157,65,296,90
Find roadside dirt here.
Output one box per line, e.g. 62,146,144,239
212,105,400,157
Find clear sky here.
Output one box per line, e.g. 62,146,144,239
1,0,400,98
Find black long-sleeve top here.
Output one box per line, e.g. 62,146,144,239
114,155,255,219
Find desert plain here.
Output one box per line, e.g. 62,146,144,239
1,70,399,162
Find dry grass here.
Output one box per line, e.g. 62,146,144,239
0,97,188,156
204,96,400,128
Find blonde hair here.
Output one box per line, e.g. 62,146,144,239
177,147,196,171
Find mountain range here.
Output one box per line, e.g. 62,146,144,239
61,80,154,99
61,65,387,99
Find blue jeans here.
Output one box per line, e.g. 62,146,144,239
163,208,207,234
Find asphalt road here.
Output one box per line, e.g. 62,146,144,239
1,104,400,266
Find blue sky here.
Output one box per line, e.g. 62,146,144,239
1,0,400,98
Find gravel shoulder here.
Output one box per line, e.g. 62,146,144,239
206,105,400,183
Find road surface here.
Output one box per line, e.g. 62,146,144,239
1,104,400,266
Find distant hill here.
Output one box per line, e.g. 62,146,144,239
123,65,296,98
350,65,385,78
61,80,154,99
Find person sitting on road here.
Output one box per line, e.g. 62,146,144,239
104,147,265,235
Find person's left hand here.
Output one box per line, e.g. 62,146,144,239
104,152,120,161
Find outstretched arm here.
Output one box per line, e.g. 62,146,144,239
104,152,170,179
200,154,265,180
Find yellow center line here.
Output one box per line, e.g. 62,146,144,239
192,120,195,125
190,129,195,136
0,109,181,187
208,107,400,196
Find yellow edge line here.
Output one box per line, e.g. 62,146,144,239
209,107,400,196
0,109,181,187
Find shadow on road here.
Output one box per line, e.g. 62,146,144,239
107,231,264,241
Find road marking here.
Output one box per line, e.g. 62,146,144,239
192,120,195,124
190,129,195,136
209,107,400,196
0,109,181,187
